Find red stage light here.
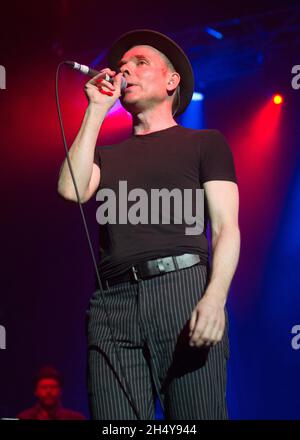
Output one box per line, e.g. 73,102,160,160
273,94,283,105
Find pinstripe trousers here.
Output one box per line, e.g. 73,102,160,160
85,262,230,420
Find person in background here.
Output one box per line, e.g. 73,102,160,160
17,365,86,420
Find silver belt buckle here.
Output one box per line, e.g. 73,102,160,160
157,256,175,272
156,258,165,273
131,265,140,281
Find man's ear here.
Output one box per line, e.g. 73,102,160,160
166,72,180,92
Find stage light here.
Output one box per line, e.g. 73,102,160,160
192,92,204,101
273,94,283,105
180,91,205,129
204,27,223,40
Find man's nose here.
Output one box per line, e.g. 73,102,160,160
120,66,129,76
120,62,133,76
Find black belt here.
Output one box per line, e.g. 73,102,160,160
101,253,204,289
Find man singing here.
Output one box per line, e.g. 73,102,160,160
57,29,240,420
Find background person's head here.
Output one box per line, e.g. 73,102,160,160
118,44,180,117
33,366,63,408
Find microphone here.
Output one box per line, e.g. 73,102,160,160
65,61,127,91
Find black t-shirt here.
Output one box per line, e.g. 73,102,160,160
93,124,237,278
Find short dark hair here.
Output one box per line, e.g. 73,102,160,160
34,366,63,388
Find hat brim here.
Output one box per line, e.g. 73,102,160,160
107,29,194,117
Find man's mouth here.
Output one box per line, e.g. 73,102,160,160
125,83,137,90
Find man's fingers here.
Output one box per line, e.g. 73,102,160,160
189,310,197,335
189,314,221,347
216,328,224,342
96,68,116,78
201,317,220,345
89,70,115,85
189,317,207,343
99,90,113,96
193,337,206,347
96,79,115,91
210,324,220,345
113,72,123,81
112,72,125,92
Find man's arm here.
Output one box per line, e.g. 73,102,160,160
57,69,123,203
57,103,104,203
189,180,240,347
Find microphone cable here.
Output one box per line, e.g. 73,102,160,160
55,61,142,420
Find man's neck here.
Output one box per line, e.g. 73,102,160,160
131,106,177,136
37,401,60,413
33,401,60,420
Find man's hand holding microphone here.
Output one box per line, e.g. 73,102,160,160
84,69,124,109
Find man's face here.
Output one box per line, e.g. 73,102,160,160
117,45,172,113
34,378,61,407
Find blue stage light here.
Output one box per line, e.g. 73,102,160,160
192,92,204,101
204,26,223,40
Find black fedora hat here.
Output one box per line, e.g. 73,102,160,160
107,29,195,117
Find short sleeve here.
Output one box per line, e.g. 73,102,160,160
199,130,237,184
93,146,101,168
